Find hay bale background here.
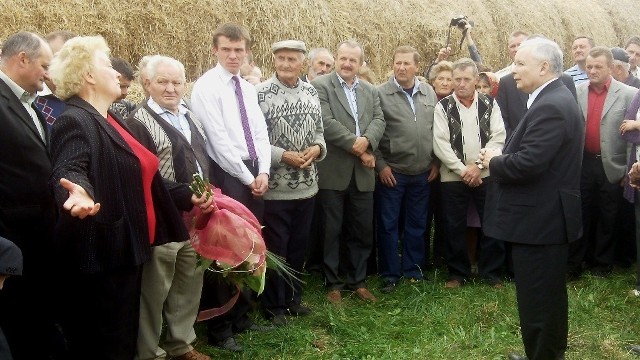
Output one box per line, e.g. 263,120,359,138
1,0,639,85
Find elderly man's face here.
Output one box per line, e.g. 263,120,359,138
586,55,612,87
273,49,304,87
512,47,545,94
452,66,478,100
571,38,592,64
335,44,362,84
309,52,334,79
21,43,53,94
214,36,247,75
393,52,418,88
146,63,185,113
508,34,527,60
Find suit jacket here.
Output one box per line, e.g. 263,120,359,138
49,97,190,274
484,79,583,245
576,77,636,183
311,72,385,191
0,78,56,268
497,73,576,139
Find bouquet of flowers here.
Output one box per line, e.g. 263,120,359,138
186,174,299,320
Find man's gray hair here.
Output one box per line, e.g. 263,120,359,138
613,59,631,72
519,38,564,76
337,40,364,64
146,55,186,81
1,32,45,61
309,47,333,62
452,58,478,75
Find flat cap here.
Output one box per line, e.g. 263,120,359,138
611,47,630,63
0,237,22,276
271,40,307,54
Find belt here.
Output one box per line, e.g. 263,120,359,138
583,152,601,159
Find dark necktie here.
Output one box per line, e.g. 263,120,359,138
232,76,257,161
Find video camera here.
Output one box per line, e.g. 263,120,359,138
450,15,474,30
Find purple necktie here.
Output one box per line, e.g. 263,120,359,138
232,76,257,161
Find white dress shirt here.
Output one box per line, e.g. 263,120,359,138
190,63,270,185
527,77,558,109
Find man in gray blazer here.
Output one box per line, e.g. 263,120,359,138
568,46,637,279
311,40,385,304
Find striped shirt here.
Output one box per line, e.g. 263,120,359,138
564,64,589,85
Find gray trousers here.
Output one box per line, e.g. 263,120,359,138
136,241,204,360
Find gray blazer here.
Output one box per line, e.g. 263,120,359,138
576,78,636,183
311,72,385,192
376,77,437,175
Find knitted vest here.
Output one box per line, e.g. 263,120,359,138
440,93,493,163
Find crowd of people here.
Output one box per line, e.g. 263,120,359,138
1,19,640,360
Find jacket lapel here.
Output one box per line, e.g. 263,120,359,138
331,73,355,120
577,85,588,121
67,97,136,156
601,80,620,118
0,80,46,148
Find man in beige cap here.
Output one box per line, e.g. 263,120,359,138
256,40,326,325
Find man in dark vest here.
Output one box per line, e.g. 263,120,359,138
432,58,506,289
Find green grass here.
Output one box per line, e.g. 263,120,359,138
194,267,640,359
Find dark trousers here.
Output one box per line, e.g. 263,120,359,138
426,178,446,267
62,265,143,360
569,155,622,273
262,197,315,317
304,200,325,274
200,273,253,342
210,159,264,221
320,177,374,290
441,180,504,282
377,171,430,282
512,242,568,360
205,159,262,340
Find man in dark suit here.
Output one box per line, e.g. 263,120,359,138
0,32,61,360
481,38,584,360
311,40,385,304
497,38,577,139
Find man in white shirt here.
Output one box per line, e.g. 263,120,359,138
494,31,529,79
190,23,272,353
191,23,270,220
625,36,640,78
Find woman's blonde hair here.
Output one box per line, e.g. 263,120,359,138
49,36,110,100
428,60,453,83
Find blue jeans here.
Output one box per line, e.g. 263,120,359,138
377,171,430,282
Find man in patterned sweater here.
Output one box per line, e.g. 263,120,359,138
256,40,326,325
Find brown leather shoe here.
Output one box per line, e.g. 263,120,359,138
326,290,342,304
354,287,377,302
445,279,461,289
173,349,212,360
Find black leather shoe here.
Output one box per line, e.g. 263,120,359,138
247,322,274,332
629,344,640,356
270,314,287,327
507,352,528,360
380,281,397,293
288,303,312,316
212,337,243,352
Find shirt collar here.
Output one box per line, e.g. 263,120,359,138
337,73,359,89
588,76,612,93
216,63,239,85
147,97,187,117
393,76,420,95
0,69,36,104
527,77,557,109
